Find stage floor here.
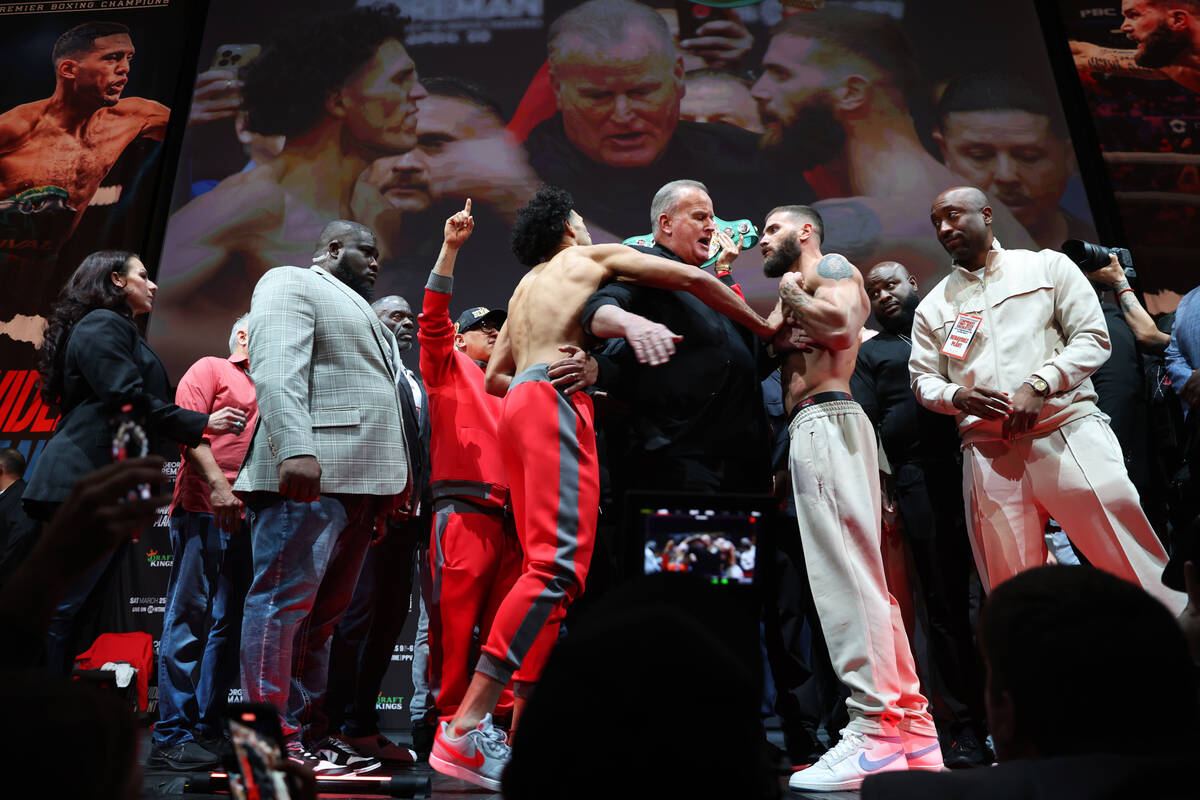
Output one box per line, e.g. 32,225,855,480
140,728,859,800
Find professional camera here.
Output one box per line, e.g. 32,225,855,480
1062,239,1134,272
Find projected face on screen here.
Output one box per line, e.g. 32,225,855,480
337,38,424,154
680,72,762,133
938,110,1071,232
751,34,845,166
550,27,684,168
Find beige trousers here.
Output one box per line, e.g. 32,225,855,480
963,414,1185,614
789,400,936,738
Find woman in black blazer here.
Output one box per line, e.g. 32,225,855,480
23,250,246,673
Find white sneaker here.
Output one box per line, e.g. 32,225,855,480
428,713,511,791
902,731,945,772
788,730,907,792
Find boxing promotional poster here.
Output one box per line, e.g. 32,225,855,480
1054,0,1200,309
0,0,197,459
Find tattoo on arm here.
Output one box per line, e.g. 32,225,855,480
816,253,854,280
779,280,811,318
1117,291,1139,313
1087,53,1163,79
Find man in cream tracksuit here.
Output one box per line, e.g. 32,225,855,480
909,186,1184,613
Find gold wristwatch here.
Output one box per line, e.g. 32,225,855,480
1025,376,1050,396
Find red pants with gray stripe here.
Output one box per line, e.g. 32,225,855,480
477,364,598,691
427,497,521,719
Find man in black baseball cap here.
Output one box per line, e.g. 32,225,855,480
454,306,506,363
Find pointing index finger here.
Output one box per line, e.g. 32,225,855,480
464,197,472,216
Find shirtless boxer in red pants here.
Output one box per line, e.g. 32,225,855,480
428,186,776,791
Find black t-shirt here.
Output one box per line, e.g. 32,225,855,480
583,242,772,462
851,331,960,467
524,114,814,238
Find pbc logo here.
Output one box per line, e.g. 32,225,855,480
145,549,173,567
1080,8,1119,17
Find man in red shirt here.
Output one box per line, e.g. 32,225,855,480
149,315,257,771
420,200,595,740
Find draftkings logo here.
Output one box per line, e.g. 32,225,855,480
376,694,406,711
145,548,173,567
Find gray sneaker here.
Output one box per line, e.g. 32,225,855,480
428,713,510,791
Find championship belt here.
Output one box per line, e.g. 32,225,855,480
622,216,759,270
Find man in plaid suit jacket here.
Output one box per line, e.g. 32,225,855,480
234,219,409,772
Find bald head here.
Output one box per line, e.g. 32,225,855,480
867,261,912,283
372,294,415,351
313,220,380,301
313,220,374,259
934,186,990,213
931,186,994,268
865,261,920,333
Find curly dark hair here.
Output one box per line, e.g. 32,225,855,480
39,250,137,406
241,6,409,138
511,185,575,267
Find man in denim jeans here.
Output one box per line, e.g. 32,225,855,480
149,314,257,772
234,221,409,775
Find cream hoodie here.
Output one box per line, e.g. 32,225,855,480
908,241,1110,444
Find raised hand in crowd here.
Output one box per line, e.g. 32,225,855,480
444,198,475,249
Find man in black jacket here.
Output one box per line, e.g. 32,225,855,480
583,179,773,494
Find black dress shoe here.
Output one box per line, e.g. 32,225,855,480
944,727,994,768
147,740,221,771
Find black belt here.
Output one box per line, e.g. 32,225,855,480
788,391,854,422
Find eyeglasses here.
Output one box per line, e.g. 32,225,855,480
467,321,499,335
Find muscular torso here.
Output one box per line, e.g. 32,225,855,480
0,98,168,246
777,325,861,413
774,256,867,414
506,248,611,373
151,163,334,374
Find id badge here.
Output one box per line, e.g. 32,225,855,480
940,313,982,360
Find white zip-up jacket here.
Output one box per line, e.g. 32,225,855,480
908,240,1110,444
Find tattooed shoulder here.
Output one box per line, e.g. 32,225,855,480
816,253,854,280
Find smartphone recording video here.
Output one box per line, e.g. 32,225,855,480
225,703,292,800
